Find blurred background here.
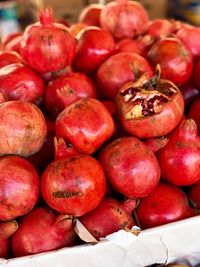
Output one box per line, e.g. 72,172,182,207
0,0,199,38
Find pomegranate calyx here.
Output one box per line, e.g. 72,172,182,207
39,8,54,26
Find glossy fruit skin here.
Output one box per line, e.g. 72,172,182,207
45,72,97,118
147,37,193,87
73,27,115,75
145,19,173,40
136,183,197,229
80,197,135,240
0,101,47,157
0,156,39,221
115,72,185,139
0,63,44,105
41,155,106,216
100,0,148,40
78,4,103,27
115,38,145,56
0,220,18,258
20,8,77,73
0,51,23,69
188,98,200,134
56,98,114,154
157,119,200,186
11,207,77,257
98,136,160,198
97,52,153,100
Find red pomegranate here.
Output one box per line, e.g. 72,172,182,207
20,8,77,73
54,136,80,161
2,34,22,54
0,220,18,258
73,27,115,75
115,65,184,138
41,155,106,216
78,4,103,27
147,37,193,87
188,181,200,209
194,57,200,91
56,98,114,154
0,101,47,157
100,0,148,40
145,19,174,40
80,197,136,240
115,38,146,56
11,207,77,257
45,72,97,118
96,51,153,100
0,51,23,69
188,98,200,134
157,119,200,186
0,156,39,221
136,183,198,229
0,63,44,105
98,136,160,198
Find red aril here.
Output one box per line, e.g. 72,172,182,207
147,37,193,87
45,72,97,118
157,119,200,186
20,8,77,73
0,220,18,258
0,51,23,69
188,98,200,134
136,183,198,229
73,27,115,75
0,63,44,105
97,52,153,100
115,66,184,138
0,156,39,221
56,98,114,154
11,207,77,257
41,155,106,216
0,101,47,157
80,197,136,240
78,4,103,27
98,136,160,198
100,0,148,40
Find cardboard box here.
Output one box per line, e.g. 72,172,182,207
1,216,200,267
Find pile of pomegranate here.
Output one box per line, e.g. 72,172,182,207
1,0,200,259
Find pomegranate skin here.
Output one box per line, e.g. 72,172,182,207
145,19,174,40
100,0,148,40
0,101,47,157
0,156,39,221
78,4,103,27
41,155,106,216
55,98,114,154
98,137,160,198
0,51,23,69
80,197,135,240
136,183,197,229
157,119,200,186
96,52,153,100
0,63,44,105
188,181,200,209
194,57,200,91
11,207,77,257
20,8,77,73
45,72,97,118
188,98,200,134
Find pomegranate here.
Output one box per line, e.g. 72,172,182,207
98,136,160,198
115,38,146,56
194,57,200,91
115,65,184,138
147,37,193,87
0,101,47,157
1,32,22,48
0,156,39,221
45,72,97,118
80,197,136,240
175,23,200,59
73,27,115,75
188,181,200,209
56,98,114,154
0,51,23,69
11,207,77,257
20,8,77,73
96,52,153,100
3,34,22,54
145,136,169,153
188,98,200,134
136,183,198,229
54,137,80,161
145,19,174,40
101,100,115,116
100,0,148,40
0,63,44,105
157,119,200,186
78,4,103,27
41,155,106,216
0,220,18,258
